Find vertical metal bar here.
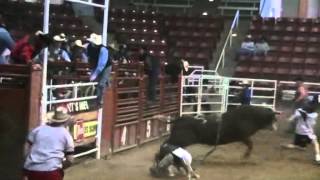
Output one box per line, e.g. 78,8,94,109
49,79,53,111
229,31,233,47
250,80,254,105
180,76,184,116
222,52,225,69
102,0,110,46
96,0,110,160
197,75,203,115
74,86,78,99
41,0,50,124
273,81,277,110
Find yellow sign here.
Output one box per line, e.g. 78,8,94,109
72,120,98,140
83,121,98,137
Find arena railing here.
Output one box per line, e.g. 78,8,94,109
215,10,240,73
105,62,180,153
279,81,320,101
180,68,277,116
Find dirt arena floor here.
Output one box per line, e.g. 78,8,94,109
66,111,320,180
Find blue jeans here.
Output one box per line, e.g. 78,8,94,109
0,56,7,64
96,66,112,105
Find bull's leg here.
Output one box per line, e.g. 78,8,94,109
242,138,253,159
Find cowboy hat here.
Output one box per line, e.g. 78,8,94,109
47,106,71,123
87,33,102,46
35,30,47,36
53,35,67,42
108,42,119,51
240,80,250,85
74,39,85,48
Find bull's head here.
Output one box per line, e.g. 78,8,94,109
269,110,282,131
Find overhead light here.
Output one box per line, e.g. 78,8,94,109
232,33,237,37
202,12,208,16
209,0,214,2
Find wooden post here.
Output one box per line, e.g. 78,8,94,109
27,66,42,130
101,85,115,157
101,64,118,157
137,62,145,145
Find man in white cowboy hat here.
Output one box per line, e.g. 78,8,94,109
47,34,71,62
239,80,252,105
23,106,74,180
71,39,88,63
86,33,112,106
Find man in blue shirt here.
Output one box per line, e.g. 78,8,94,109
239,80,251,105
0,15,15,64
86,33,111,106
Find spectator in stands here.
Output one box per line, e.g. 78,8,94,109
254,36,270,55
71,39,88,63
139,46,160,103
47,35,71,62
239,80,251,105
11,30,51,65
23,106,74,180
0,14,15,64
86,33,111,106
238,34,255,56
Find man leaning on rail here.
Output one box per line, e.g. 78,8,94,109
86,33,112,106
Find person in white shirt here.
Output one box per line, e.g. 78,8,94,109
23,106,74,180
283,104,320,164
151,143,200,180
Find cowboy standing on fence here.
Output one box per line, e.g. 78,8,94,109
23,106,74,180
86,33,111,106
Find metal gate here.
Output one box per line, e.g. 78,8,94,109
46,81,102,159
180,69,277,115
180,70,228,115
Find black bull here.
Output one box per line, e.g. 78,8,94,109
164,105,279,159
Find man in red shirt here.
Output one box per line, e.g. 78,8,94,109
11,30,51,64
